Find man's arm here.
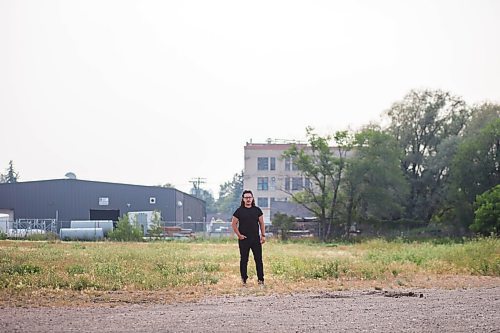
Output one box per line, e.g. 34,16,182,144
258,215,266,244
231,216,246,240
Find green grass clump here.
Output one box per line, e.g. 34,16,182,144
4,264,42,275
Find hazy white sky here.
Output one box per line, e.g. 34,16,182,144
1,0,499,197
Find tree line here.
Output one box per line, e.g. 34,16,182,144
282,89,498,240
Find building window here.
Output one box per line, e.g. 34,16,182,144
270,157,276,171
257,197,269,207
284,177,290,191
257,157,269,170
257,177,269,190
270,177,276,191
99,197,109,206
284,157,298,171
304,178,311,189
292,177,303,191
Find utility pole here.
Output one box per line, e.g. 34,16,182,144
189,177,206,198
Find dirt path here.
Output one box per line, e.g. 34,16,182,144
1,286,499,332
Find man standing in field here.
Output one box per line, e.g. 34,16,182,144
231,190,266,286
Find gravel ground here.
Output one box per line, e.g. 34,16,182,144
1,287,499,332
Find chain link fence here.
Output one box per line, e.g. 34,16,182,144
0,218,322,241
0,219,238,240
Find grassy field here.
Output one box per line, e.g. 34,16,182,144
0,237,499,305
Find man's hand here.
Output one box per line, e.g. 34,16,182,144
260,235,266,244
238,234,247,240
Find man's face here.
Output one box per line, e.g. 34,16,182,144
243,194,253,206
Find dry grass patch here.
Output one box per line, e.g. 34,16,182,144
0,237,498,306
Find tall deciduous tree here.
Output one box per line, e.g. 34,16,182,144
447,118,500,228
431,103,499,231
283,127,352,240
463,103,500,137
386,89,470,223
345,127,409,228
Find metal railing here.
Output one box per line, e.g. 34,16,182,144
0,219,58,238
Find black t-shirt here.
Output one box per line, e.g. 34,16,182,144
233,206,263,239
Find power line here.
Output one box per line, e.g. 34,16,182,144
189,177,206,197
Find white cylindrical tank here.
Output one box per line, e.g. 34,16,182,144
60,228,104,241
70,220,113,235
0,214,9,233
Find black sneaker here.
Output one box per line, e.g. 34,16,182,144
258,280,264,287
242,278,247,286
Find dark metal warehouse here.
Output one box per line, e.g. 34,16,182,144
0,179,205,225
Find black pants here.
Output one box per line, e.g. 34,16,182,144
238,237,264,282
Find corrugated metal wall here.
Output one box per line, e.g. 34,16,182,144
0,179,205,222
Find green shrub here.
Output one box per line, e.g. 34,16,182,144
272,212,296,241
108,214,143,242
148,210,163,238
471,185,499,236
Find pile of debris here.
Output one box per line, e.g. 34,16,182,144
163,226,195,239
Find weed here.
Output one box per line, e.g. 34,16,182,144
27,232,59,241
307,261,341,279
72,243,86,250
361,269,374,280
199,262,220,273
156,262,187,277
5,264,42,275
270,260,288,276
67,264,86,275
71,277,94,291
